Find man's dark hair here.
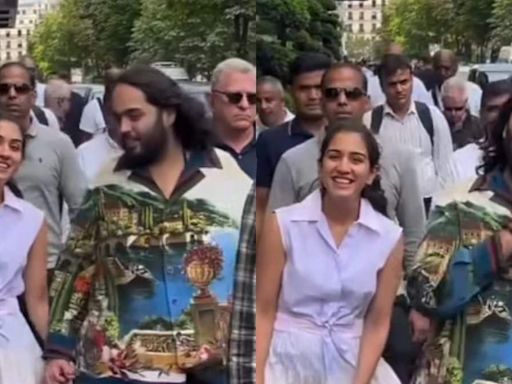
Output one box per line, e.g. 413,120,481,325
288,52,332,85
321,62,368,93
481,80,512,108
0,62,36,88
114,65,213,150
377,54,412,85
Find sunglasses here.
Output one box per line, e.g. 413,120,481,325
213,90,257,105
323,87,366,101
0,83,33,95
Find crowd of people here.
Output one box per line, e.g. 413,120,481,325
2,40,512,384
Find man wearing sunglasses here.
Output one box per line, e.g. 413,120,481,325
441,77,483,150
256,52,331,233
211,58,257,180
0,62,86,275
268,62,427,383
438,77,485,189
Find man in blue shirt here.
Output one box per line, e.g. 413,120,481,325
255,52,331,226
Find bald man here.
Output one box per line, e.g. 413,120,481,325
432,49,482,116
45,79,72,129
256,76,294,129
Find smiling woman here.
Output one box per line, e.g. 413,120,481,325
256,119,404,384
0,113,49,384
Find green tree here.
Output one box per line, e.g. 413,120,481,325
491,0,512,48
257,0,342,80
30,0,95,77
130,0,255,79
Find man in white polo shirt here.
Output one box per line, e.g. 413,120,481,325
77,68,122,184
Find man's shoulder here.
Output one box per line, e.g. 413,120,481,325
34,123,73,147
77,134,105,154
281,136,318,162
257,121,291,141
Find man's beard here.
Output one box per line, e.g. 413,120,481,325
120,113,170,170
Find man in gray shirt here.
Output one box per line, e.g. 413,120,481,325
0,62,87,272
269,62,425,383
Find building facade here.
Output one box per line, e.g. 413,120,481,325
0,0,59,63
336,0,388,40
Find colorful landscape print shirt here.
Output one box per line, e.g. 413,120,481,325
45,148,252,383
407,171,512,384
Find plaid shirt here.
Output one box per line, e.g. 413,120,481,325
229,184,256,384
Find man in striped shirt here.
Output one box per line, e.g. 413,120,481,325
363,54,453,213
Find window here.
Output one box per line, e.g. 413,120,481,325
382,0,386,5
6,41,10,49
6,52,10,60
359,11,364,20
348,11,352,20
372,23,377,32
18,42,22,48
372,0,376,6
372,12,377,20
17,30,21,37
6,31,10,38
346,23,352,32
348,2,352,8
359,2,363,8
359,23,364,32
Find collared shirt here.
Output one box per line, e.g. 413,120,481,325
256,117,315,189
216,129,257,180
367,73,434,108
439,143,483,191
363,102,453,198
229,184,255,384
45,147,252,384
14,118,87,268
77,132,122,185
269,135,425,273
255,108,295,131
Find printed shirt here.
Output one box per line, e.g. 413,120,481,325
45,148,252,383
407,171,512,384
228,184,256,384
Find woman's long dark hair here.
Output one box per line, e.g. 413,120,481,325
319,120,388,217
478,97,512,175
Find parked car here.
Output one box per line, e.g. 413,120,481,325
72,83,105,102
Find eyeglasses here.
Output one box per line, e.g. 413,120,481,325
0,83,33,96
213,90,257,105
323,87,366,101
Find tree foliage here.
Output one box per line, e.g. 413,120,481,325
381,0,497,61
30,0,255,80
256,0,342,80
491,0,512,48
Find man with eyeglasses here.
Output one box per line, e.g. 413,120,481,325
441,77,483,150
268,62,426,383
0,62,87,276
256,52,331,232
211,58,257,180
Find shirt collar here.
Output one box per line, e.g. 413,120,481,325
383,101,416,119
288,189,383,234
114,147,222,175
288,117,315,137
3,185,23,212
215,125,257,154
25,113,40,137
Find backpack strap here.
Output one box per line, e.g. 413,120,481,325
370,105,384,135
32,105,49,126
415,101,434,147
